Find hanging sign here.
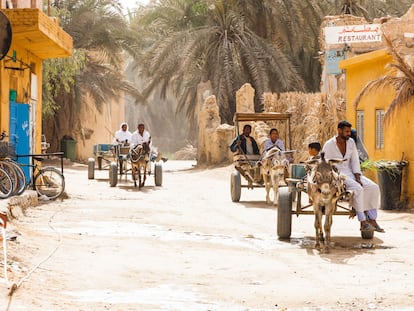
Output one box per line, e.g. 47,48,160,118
326,49,345,75
325,24,382,44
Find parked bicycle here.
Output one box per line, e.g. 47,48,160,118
16,153,65,200
0,167,13,199
0,132,26,198
0,131,65,199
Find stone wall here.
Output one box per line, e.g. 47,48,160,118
196,82,346,166
197,95,233,165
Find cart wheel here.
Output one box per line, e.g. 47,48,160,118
97,157,103,170
277,187,292,239
109,162,118,187
88,158,95,179
230,170,241,202
154,163,162,186
361,229,374,239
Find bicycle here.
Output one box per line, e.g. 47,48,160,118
0,131,65,199
16,153,65,200
0,132,26,198
0,167,13,199
0,132,28,197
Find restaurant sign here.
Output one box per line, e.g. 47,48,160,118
325,24,382,44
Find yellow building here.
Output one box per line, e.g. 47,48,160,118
339,49,414,208
0,8,72,155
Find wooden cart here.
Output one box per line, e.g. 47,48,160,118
230,112,292,202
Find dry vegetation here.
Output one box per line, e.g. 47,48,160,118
262,91,346,162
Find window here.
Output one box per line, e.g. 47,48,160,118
356,110,364,143
376,110,385,149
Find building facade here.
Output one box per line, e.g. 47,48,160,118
0,5,72,162
337,6,414,208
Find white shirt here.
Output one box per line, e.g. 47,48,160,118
113,126,132,145
245,137,254,154
263,138,285,151
322,136,380,214
322,136,361,177
131,130,151,147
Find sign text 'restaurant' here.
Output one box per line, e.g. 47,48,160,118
325,24,382,44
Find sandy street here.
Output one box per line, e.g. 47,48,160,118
1,160,414,311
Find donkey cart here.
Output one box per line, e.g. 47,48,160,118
277,163,375,241
230,112,292,203
107,144,163,188
88,143,162,188
88,143,115,178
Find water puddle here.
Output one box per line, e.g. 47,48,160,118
43,221,290,251
63,284,265,310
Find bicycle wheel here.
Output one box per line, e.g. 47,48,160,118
34,167,65,199
0,167,13,199
5,159,27,195
0,161,19,195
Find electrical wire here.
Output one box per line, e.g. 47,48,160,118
5,204,64,311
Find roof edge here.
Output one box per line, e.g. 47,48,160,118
339,49,391,69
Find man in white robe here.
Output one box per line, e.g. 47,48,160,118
131,123,151,147
113,122,132,145
322,120,384,232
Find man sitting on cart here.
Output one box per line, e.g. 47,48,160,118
263,128,285,152
113,122,132,164
131,123,151,154
113,122,132,145
230,124,260,155
263,128,294,164
322,120,384,233
131,123,168,163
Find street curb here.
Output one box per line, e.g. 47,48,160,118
0,191,39,221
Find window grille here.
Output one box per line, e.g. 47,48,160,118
376,110,385,149
356,110,364,143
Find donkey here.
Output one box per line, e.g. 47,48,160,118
306,152,345,249
130,144,150,188
260,147,290,205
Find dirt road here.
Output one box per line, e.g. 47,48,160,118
1,160,414,311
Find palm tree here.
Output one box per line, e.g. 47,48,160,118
131,0,413,128
232,0,331,92
355,0,413,20
330,0,412,21
354,35,414,122
42,0,141,150
134,0,306,124
334,0,369,18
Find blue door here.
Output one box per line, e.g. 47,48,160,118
10,101,31,181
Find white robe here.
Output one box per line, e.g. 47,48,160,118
322,136,380,217
113,124,132,145
131,130,151,147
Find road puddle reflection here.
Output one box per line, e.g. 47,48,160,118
43,221,291,251
62,284,260,310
